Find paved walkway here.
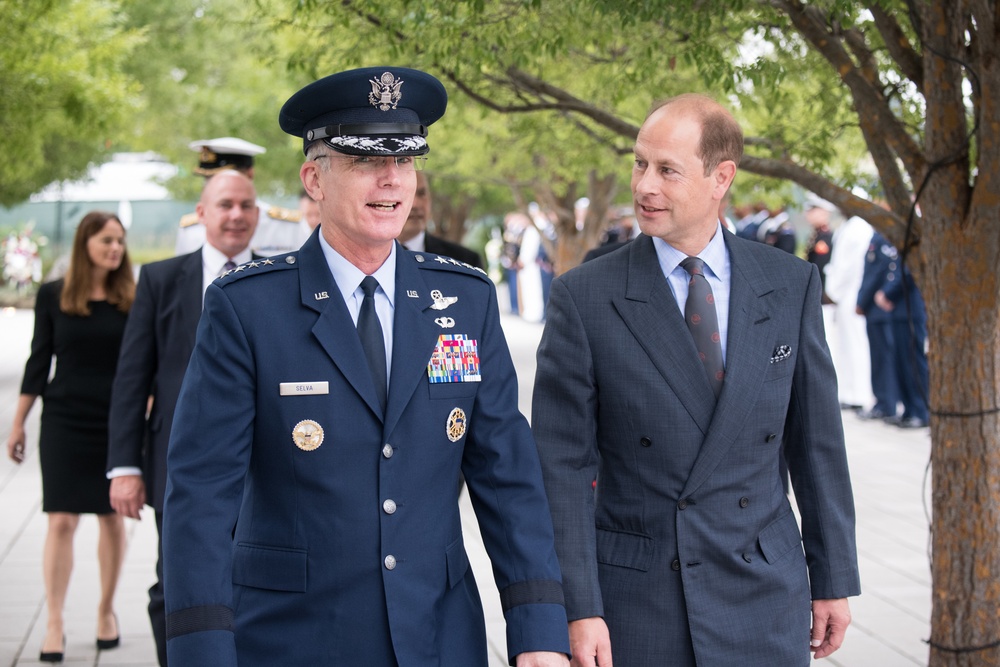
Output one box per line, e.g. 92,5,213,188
0,305,932,666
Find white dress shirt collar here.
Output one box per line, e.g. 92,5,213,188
401,230,426,253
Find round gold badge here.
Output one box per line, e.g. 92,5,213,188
292,419,324,451
446,407,467,443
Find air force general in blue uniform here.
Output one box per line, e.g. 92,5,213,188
161,68,570,667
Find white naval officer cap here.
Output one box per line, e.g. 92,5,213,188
189,137,266,176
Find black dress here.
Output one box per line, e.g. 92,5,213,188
20,279,128,513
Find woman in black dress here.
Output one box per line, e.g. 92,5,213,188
6,211,135,662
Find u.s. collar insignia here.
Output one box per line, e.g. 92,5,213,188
446,407,467,443
429,289,458,310
292,419,324,451
369,72,404,111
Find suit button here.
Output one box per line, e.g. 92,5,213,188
384,555,397,570
742,553,752,563
678,499,688,510
739,497,749,508
383,499,397,515
765,433,777,442
640,436,652,447
382,444,394,458
671,559,681,571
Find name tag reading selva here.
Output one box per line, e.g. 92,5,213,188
279,382,330,396
428,334,482,384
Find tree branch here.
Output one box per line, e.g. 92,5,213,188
868,3,924,89
772,0,927,183
741,155,909,242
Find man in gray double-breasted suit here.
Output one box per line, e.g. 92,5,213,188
532,94,860,666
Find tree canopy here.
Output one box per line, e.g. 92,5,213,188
0,0,143,206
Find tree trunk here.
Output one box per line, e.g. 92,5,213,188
535,170,618,274
430,192,476,244
923,196,1000,666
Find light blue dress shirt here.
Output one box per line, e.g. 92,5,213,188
319,233,396,384
652,222,731,364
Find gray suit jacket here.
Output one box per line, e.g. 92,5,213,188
532,232,860,667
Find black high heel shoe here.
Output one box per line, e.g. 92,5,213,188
96,613,120,650
39,634,65,663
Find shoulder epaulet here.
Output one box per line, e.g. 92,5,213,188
179,212,200,228
215,254,299,285
267,206,301,223
412,252,490,282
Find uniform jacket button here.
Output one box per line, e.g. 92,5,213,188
765,433,777,442
639,436,652,447
739,497,749,508
382,443,394,458
742,553,753,563
384,555,397,570
383,499,397,514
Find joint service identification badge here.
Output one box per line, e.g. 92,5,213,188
292,420,324,451
447,408,467,442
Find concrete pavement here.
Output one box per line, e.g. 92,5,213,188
0,305,932,666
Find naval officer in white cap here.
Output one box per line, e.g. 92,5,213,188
175,137,309,256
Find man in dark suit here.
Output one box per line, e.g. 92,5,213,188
398,171,483,268
107,170,259,665
532,94,860,667
161,67,569,667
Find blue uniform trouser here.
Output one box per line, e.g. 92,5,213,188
866,318,899,415
893,317,929,422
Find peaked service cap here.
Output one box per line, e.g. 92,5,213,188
279,67,447,156
188,137,266,176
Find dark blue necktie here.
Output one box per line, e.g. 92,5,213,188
358,276,387,411
680,257,724,398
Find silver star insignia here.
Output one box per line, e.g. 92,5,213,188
235,265,246,272
248,261,260,268
435,256,449,264
262,258,275,265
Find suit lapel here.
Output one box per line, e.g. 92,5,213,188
179,251,206,349
384,250,442,437
681,233,779,497
298,236,384,418
612,235,716,434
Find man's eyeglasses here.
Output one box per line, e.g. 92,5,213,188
313,154,427,172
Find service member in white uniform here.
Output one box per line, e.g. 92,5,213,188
175,137,304,257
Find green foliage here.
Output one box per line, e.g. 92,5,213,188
116,0,312,201
0,0,144,206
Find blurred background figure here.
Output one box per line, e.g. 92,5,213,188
397,172,482,267
734,201,770,241
824,212,874,411
6,211,133,663
758,205,796,253
175,137,301,257
297,189,321,241
856,230,929,428
583,204,636,262
500,212,528,315
803,194,837,340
